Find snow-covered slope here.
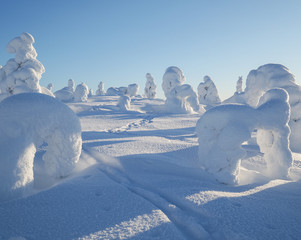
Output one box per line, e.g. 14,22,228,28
1,95,301,240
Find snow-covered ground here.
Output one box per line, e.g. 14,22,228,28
1,95,301,240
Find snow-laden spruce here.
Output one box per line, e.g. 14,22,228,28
197,75,221,107
74,83,89,102
0,33,52,101
96,81,106,95
144,73,156,98
0,93,82,201
54,79,75,102
196,88,292,185
244,64,301,152
162,66,202,113
127,84,139,97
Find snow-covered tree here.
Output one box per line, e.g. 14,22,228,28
197,76,221,106
196,88,292,185
68,79,75,92
88,89,93,98
117,95,131,111
127,83,139,97
244,63,301,152
0,93,82,201
236,76,243,93
162,66,185,98
47,83,53,91
0,33,46,100
162,67,202,114
74,83,89,102
144,73,156,98
96,81,106,95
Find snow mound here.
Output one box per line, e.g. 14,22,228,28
144,73,156,98
196,88,292,185
0,93,82,201
107,87,128,96
74,83,89,102
197,75,221,107
95,81,106,95
0,33,46,101
54,79,76,102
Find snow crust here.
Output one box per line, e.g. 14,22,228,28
197,75,221,107
196,88,292,184
144,73,157,98
0,33,46,101
0,93,82,201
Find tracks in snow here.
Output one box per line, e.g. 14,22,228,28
88,150,212,240
107,115,154,133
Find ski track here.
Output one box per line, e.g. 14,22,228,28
86,150,214,240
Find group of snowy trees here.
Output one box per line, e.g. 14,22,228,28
1,32,301,201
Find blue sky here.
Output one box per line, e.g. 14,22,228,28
0,0,301,99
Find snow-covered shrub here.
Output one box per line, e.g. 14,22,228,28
162,66,185,98
117,95,131,111
196,88,292,185
162,66,202,113
96,81,106,95
74,83,89,102
127,84,139,97
0,33,46,101
0,93,82,201
144,73,156,98
244,63,301,152
197,76,221,106
106,87,128,96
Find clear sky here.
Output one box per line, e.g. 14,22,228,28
1,0,301,100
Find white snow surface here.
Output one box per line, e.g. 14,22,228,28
1,94,301,239
0,93,82,202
